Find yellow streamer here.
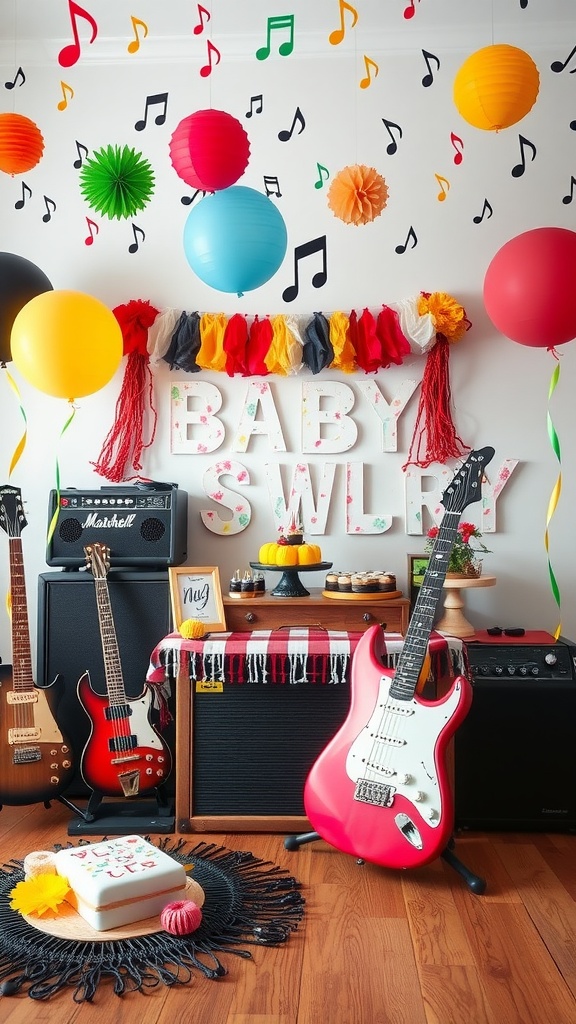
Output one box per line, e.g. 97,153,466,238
3,367,28,476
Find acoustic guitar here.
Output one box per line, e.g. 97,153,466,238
78,542,172,798
0,485,74,805
304,446,495,870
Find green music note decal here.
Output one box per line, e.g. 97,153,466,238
256,15,295,60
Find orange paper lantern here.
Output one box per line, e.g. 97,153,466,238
0,113,45,175
453,44,539,132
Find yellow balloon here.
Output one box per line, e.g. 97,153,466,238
10,289,123,400
453,44,540,132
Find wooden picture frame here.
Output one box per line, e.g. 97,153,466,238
168,566,226,633
407,553,430,613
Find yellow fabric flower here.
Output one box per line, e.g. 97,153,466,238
179,619,206,640
417,292,470,343
9,874,70,917
327,164,389,225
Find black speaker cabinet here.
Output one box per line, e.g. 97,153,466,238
37,571,175,798
455,672,576,831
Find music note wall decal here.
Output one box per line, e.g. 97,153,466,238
14,181,32,210
58,1,98,68
381,118,403,155
282,236,328,302
278,106,305,141
314,163,330,189
421,49,440,87
73,140,88,168
329,0,359,46
473,198,493,224
511,134,536,177
395,225,418,254
85,217,99,245
562,176,576,205
57,81,74,110
193,4,211,35
181,189,207,206
360,55,379,89
5,66,25,89
134,92,168,130
404,0,421,18
435,174,450,202
264,175,282,197
550,44,576,73
256,15,295,60
450,131,464,165
200,40,221,77
127,16,148,54
128,224,145,253
246,94,263,117
42,196,57,223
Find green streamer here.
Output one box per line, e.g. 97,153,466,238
545,360,562,636
46,405,77,545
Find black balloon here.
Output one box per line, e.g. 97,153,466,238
0,252,53,364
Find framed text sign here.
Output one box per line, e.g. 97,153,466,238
168,566,226,633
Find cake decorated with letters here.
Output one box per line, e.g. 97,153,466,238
54,835,187,931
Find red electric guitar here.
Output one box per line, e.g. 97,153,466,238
77,542,172,798
0,485,74,805
304,446,494,870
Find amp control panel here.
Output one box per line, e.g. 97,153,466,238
465,635,576,681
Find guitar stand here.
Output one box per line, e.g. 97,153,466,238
65,783,175,837
284,831,487,895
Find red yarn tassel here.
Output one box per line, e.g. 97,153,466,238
403,335,470,469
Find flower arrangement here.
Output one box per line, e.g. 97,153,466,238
425,521,490,576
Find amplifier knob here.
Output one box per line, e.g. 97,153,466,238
494,665,504,675
545,652,558,666
506,666,516,675
531,667,539,676
518,666,528,676
479,665,490,675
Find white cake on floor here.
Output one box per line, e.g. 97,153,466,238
54,835,187,931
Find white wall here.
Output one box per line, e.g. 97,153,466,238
1,0,575,665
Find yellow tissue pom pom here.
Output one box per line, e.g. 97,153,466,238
179,619,206,639
9,874,71,917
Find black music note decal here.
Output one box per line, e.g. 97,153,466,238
263,175,282,197
200,40,221,77
473,198,493,224
128,224,145,253
246,94,263,118
73,139,88,168
256,14,295,60
519,0,528,7
395,225,418,254
58,0,98,68
314,163,329,189
381,118,403,155
421,49,440,87
511,134,536,178
278,106,305,141
181,189,207,206
550,44,576,73
562,176,576,205
571,119,576,131
14,181,32,210
42,196,57,223
193,4,211,35
134,92,168,130
282,236,327,303
5,66,25,89
85,217,99,245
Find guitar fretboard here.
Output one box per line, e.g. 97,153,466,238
93,578,128,707
8,538,34,692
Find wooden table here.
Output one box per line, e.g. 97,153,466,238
223,587,409,634
435,575,497,638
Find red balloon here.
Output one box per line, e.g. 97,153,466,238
483,227,576,348
169,109,250,191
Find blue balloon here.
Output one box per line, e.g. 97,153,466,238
183,186,288,296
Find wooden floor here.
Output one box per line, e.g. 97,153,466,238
1,802,576,1023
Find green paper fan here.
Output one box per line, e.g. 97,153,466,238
79,144,155,220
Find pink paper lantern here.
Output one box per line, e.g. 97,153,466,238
169,109,250,191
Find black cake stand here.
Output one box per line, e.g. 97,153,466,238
249,561,333,598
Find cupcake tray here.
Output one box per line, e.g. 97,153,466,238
228,591,266,599
322,589,402,600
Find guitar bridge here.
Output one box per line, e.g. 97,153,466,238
354,778,396,807
13,746,41,764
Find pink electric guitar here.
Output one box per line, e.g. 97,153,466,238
77,542,171,799
304,446,494,870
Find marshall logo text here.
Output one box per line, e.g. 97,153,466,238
81,513,137,529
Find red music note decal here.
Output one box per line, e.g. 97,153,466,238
381,118,403,155
193,4,211,35
511,134,536,177
395,225,418,254
134,92,168,130
200,40,221,77
329,0,359,46
246,94,263,118
57,81,74,110
421,49,440,87
264,175,282,197
42,196,57,223
256,15,295,60
282,236,328,303
58,1,98,68
550,44,576,73
404,0,421,19
562,176,576,205
360,55,379,89
473,198,493,224
73,139,88,168
14,181,32,210
127,16,148,54
84,217,99,245
435,174,450,202
314,163,330,189
450,131,464,165
5,66,25,89
278,106,305,142
128,224,145,253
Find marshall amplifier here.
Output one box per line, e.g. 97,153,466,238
455,631,576,831
46,481,188,569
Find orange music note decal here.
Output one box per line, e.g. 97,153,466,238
450,131,464,165
128,224,145,254
421,49,440,87
360,55,379,89
314,163,330,189
473,198,493,224
58,1,98,68
256,15,295,60
282,236,327,303
14,181,32,210
395,225,418,254
511,134,536,178
193,4,211,35
278,106,305,141
127,16,148,54
329,0,359,46
200,40,221,77
435,174,450,202
84,217,99,245
403,0,421,18
381,118,403,155
134,92,168,130
57,81,75,110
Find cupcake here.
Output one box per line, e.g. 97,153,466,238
241,571,255,593
285,511,304,545
325,571,339,591
337,573,352,592
378,572,397,592
229,570,242,594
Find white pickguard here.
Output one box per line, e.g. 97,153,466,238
345,674,465,828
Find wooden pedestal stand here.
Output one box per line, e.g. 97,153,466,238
435,575,497,638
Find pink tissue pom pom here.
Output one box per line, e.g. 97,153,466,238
160,899,203,936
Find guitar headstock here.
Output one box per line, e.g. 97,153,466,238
84,543,111,579
441,447,495,514
0,485,27,539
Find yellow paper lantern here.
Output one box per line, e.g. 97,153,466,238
453,44,539,132
0,113,44,174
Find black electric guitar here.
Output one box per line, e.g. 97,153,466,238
77,542,172,798
0,485,74,805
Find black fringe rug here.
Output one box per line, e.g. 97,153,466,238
0,838,305,1002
